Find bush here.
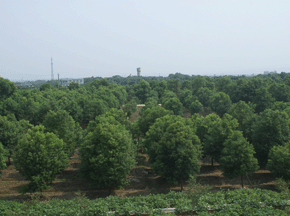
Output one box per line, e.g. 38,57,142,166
13,125,69,192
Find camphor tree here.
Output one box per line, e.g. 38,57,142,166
203,114,239,165
0,142,7,175
0,77,17,100
146,116,202,190
252,109,290,167
79,118,136,190
163,97,184,115
267,142,290,180
42,110,83,157
220,131,259,188
227,101,256,143
137,106,173,137
0,115,32,165
209,92,232,117
13,125,69,192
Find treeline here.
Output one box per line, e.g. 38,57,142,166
1,72,290,192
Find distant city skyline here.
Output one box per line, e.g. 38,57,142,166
1,1,290,81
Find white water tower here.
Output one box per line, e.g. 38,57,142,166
137,67,141,76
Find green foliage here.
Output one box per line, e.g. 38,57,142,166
253,86,275,113
0,142,7,173
220,131,259,186
252,109,290,166
267,142,290,180
160,90,178,105
203,114,239,163
189,100,203,115
137,106,173,137
181,80,192,90
147,118,202,189
86,108,131,136
13,125,69,192
0,188,289,215
39,83,52,91
227,101,256,142
163,97,183,115
194,87,215,108
167,79,181,96
122,97,138,117
0,115,32,161
186,176,213,206
0,77,17,100
134,79,151,103
42,110,83,157
79,120,136,189
209,92,232,117
68,82,80,90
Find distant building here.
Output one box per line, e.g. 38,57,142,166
60,78,84,87
137,67,141,76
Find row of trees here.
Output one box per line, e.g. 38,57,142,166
1,73,290,191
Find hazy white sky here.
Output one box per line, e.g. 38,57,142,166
1,0,290,80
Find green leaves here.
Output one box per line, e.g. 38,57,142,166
13,125,69,192
220,131,259,182
42,110,83,157
163,97,184,115
0,77,17,100
0,142,7,173
267,142,290,180
146,116,202,190
80,118,136,189
252,109,290,166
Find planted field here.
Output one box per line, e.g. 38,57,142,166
0,151,277,202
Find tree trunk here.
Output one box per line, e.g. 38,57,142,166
241,175,244,188
211,157,214,166
180,177,183,191
8,156,11,166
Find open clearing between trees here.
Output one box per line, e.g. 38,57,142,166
0,151,276,202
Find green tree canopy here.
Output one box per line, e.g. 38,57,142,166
86,108,131,136
163,97,184,115
68,82,80,90
42,110,83,157
0,77,17,100
227,101,256,142
13,125,69,192
220,131,259,188
189,100,203,115
134,80,151,103
0,142,7,174
40,83,52,91
267,142,290,180
0,115,32,164
209,92,232,117
252,109,290,166
203,114,239,164
149,120,202,190
167,79,181,96
137,106,173,137
79,120,136,189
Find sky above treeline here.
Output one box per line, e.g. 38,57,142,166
1,0,290,81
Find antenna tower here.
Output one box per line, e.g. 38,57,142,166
51,58,54,80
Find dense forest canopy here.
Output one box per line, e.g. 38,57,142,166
1,71,290,192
